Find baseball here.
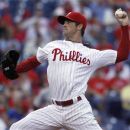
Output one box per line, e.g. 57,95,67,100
115,9,126,18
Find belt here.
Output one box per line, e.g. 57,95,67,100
52,96,82,107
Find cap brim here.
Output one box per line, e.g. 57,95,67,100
57,16,74,25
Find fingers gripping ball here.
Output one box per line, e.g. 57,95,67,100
1,50,20,80
115,8,129,26
115,8,127,18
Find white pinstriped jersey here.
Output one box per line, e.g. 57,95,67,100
36,40,117,101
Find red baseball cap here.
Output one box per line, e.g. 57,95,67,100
57,12,87,32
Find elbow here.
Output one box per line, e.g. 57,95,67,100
116,53,129,63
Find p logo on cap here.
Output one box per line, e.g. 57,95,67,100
57,12,87,32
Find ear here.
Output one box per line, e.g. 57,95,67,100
77,24,83,31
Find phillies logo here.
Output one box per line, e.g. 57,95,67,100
52,48,90,65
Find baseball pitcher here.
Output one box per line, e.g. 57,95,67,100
1,8,129,130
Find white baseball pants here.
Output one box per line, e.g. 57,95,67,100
10,95,102,130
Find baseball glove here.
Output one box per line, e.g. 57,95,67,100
1,50,20,80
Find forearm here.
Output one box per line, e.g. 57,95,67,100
116,25,130,63
16,56,41,73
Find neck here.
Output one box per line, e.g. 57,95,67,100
65,33,82,43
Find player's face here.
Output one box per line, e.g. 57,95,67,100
63,20,79,39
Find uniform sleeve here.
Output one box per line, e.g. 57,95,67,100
92,49,117,69
36,42,53,63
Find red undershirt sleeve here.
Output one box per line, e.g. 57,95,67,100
116,25,130,63
16,56,41,73
15,26,129,73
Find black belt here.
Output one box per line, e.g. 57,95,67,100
52,96,82,107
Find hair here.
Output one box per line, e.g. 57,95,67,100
75,23,84,36
81,29,84,36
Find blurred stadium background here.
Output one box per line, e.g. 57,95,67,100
0,0,130,130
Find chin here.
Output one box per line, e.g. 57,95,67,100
63,32,68,38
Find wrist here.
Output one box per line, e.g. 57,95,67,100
121,25,129,30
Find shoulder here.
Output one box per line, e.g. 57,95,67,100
83,43,92,48
39,40,64,50
47,40,64,46
82,43,99,52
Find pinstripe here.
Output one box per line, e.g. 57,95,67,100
37,40,117,101
10,40,117,130
63,95,103,130
10,96,103,130
10,105,63,130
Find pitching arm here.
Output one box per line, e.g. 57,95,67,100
115,8,130,63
